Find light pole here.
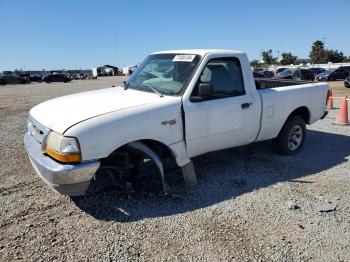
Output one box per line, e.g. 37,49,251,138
328,62,332,71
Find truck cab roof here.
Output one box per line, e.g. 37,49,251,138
152,49,244,56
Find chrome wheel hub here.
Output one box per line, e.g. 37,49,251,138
288,125,303,151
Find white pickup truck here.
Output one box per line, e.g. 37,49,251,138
24,49,329,196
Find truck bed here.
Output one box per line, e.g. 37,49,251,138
255,78,312,90
255,80,328,142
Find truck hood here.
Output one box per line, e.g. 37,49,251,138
30,87,179,134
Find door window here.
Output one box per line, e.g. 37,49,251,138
192,57,245,99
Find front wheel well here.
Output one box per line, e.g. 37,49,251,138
105,139,176,164
92,139,173,194
138,139,175,160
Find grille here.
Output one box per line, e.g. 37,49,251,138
27,116,50,151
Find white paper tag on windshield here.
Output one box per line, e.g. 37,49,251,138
173,54,195,62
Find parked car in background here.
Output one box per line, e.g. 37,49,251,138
253,68,274,78
345,76,350,88
275,69,294,79
261,70,274,78
43,74,71,83
78,73,88,80
309,68,326,76
253,70,264,78
275,67,288,75
68,74,77,80
31,75,43,82
17,74,31,83
326,66,350,81
275,68,315,81
316,70,333,81
0,75,29,85
297,69,315,81
19,73,42,82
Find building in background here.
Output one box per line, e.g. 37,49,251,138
92,65,119,77
122,65,138,76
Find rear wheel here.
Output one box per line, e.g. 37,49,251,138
274,116,306,155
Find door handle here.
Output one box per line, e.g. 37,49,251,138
241,102,252,109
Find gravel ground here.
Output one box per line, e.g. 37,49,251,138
0,77,349,261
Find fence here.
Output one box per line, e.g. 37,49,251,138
268,62,350,72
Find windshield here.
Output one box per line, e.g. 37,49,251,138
126,54,201,96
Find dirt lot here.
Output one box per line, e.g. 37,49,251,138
328,80,350,96
1,78,349,261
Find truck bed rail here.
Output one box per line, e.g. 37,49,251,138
255,78,313,90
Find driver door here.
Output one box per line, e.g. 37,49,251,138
183,57,260,157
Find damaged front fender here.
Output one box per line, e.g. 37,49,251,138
127,141,167,194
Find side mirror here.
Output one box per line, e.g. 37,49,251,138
190,83,214,102
199,83,214,97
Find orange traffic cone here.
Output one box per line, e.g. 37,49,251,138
334,96,349,126
326,89,333,110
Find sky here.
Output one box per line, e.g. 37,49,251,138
1,0,349,71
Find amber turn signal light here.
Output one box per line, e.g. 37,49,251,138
46,146,81,164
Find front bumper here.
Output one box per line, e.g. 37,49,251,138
24,132,100,196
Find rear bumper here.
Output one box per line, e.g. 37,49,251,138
24,132,100,196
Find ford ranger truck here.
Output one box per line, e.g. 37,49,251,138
24,49,329,196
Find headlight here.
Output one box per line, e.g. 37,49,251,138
45,131,81,163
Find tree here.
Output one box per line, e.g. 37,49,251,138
326,49,344,63
262,50,278,65
250,59,261,68
310,40,326,63
309,40,347,63
280,52,297,65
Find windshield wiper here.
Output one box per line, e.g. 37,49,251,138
140,84,164,97
127,83,164,97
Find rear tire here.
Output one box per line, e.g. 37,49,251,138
274,116,306,155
